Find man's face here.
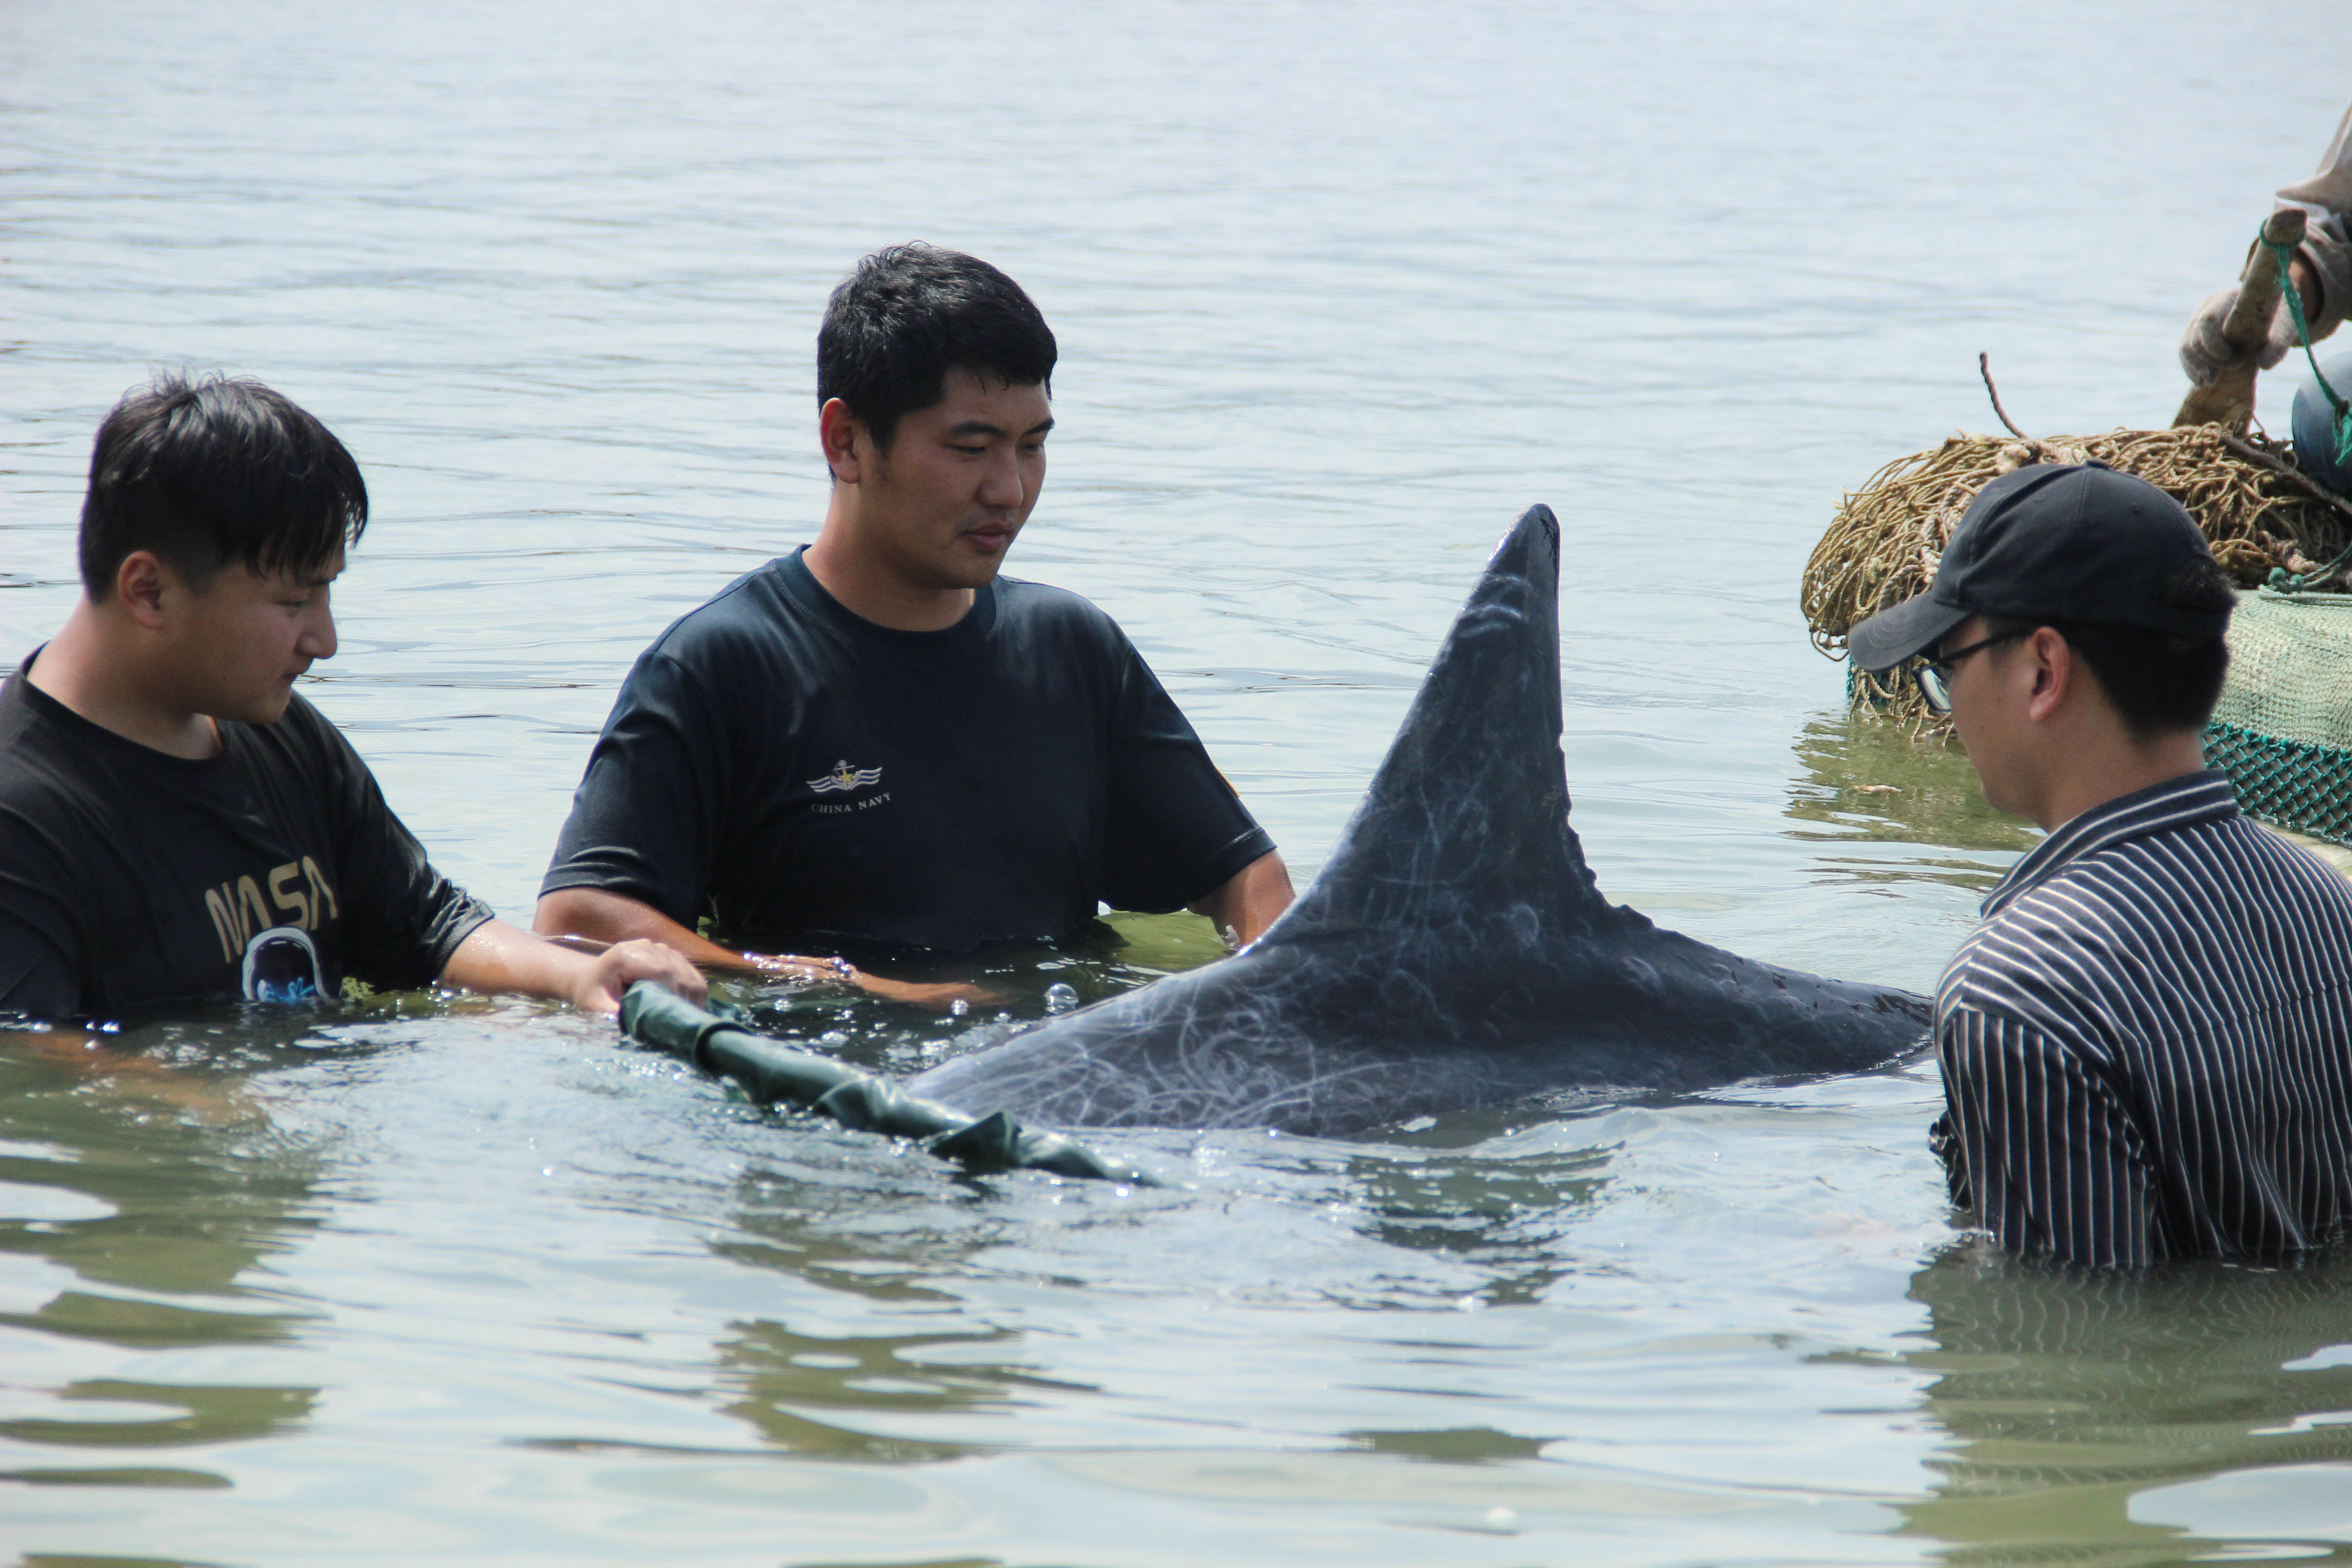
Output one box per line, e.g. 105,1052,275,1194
853,369,1051,591
163,550,342,724
1938,615,2032,817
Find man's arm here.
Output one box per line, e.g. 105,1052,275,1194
439,916,705,1014
1938,1007,2157,1267
536,886,810,975
534,887,995,1009
1189,849,1293,948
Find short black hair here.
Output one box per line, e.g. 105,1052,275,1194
1984,556,2236,736
78,373,367,598
816,244,1056,454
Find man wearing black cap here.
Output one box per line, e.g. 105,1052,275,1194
1847,461,2352,1269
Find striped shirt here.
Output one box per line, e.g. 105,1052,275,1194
1931,770,2352,1268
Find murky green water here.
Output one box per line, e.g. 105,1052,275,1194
5,2,2350,1563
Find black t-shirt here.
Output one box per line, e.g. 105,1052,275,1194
0,659,494,1022
540,549,1274,954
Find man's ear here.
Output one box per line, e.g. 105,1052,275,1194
818,398,867,485
113,551,176,630
2024,626,2073,723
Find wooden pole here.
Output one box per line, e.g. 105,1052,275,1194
2175,206,2310,434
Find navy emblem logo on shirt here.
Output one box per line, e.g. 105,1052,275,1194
808,760,883,795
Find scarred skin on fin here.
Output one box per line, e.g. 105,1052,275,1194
911,505,1931,1136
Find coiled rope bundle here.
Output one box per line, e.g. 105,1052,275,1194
1802,425,2352,731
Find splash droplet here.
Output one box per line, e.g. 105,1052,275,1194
949,998,970,1018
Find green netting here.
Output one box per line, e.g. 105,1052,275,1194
2206,590,2352,847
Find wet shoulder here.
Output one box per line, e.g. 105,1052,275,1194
2001,813,2352,974
0,667,44,760
0,669,165,809
639,560,809,674
0,671,78,813
1989,831,2206,961
990,575,1136,657
2078,812,2352,925
1937,859,2150,1020
2224,816,2352,941
1935,917,2024,1018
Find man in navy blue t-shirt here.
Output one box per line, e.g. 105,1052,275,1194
536,245,1291,993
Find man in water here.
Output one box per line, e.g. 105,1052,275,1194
0,374,703,1023
2180,102,2351,386
1847,463,2352,1268
535,245,1292,987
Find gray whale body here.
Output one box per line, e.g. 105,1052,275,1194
911,505,1931,1136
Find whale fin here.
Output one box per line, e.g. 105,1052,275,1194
910,502,1932,1135
1259,505,1609,946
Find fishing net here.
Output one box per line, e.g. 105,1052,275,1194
2205,590,2352,846
1803,426,2352,732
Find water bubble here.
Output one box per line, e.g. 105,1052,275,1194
1483,1506,1518,1531
1044,983,1080,1013
818,1029,849,1046
949,998,970,1018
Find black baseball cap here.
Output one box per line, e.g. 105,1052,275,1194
1847,462,2231,673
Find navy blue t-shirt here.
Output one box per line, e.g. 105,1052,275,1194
0,661,493,1022
541,550,1273,954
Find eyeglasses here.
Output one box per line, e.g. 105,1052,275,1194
1912,631,2026,715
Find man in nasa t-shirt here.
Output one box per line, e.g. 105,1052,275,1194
0,373,701,1023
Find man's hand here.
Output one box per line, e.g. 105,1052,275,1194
538,887,1000,1011
738,950,999,1011
569,938,707,1014
2180,254,2324,387
441,918,707,1015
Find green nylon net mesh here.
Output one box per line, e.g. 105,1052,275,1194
2207,590,2352,847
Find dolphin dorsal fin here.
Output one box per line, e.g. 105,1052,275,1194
1257,505,1607,946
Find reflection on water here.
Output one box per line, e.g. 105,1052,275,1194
0,1034,328,1302
712,1319,1083,1464
721,911,1232,1080
4,0,2349,1559
1346,1425,1553,1464
0,1032,331,1492
2,1378,314,1451
1344,1135,1608,1308
1786,715,2038,857
1901,1247,2352,1565
1786,715,2034,899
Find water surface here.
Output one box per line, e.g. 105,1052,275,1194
5,2,2350,1563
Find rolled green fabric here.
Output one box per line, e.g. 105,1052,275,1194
618,982,1147,1183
